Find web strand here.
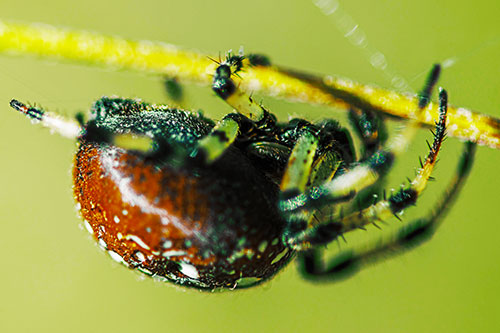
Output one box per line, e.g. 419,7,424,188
313,0,413,92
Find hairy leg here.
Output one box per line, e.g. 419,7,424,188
298,141,476,281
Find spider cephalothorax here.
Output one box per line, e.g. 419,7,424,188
10,51,477,290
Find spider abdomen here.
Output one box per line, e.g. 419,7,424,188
74,140,293,290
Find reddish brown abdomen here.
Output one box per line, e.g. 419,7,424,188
73,142,293,289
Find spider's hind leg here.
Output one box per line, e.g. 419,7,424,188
10,99,82,139
10,99,159,155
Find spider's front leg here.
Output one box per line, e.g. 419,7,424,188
279,64,443,225
279,64,442,215
348,107,387,158
298,140,476,281
284,88,449,250
344,106,389,213
278,65,441,250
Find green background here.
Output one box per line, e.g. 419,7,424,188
1,0,500,332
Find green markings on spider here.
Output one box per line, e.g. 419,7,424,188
280,131,319,193
113,133,155,153
195,117,239,162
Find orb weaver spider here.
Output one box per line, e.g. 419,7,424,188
1,21,488,290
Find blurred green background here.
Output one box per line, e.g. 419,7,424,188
1,0,499,332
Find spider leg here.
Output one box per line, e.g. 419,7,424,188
280,64,441,213
208,52,388,170
298,140,476,281
10,99,153,153
167,55,266,163
10,94,244,165
346,62,438,157
164,77,184,105
280,130,320,193
212,56,267,122
10,99,82,139
278,109,389,245
285,88,449,249
278,127,355,245
346,107,389,212
348,107,387,157
193,114,240,162
195,54,279,163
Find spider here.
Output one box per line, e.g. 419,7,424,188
10,42,476,290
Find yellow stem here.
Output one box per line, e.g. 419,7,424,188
0,20,498,148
